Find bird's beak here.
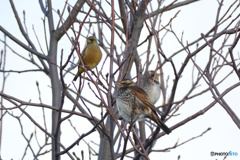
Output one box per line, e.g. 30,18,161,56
154,73,161,81
116,82,122,87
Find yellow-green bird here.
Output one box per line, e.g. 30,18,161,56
73,36,102,81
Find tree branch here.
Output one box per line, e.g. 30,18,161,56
0,26,48,60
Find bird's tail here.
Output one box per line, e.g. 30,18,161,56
73,75,79,81
73,68,84,81
157,119,171,134
151,113,171,134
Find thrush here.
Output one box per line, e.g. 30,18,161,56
143,71,161,104
116,79,171,134
73,36,102,81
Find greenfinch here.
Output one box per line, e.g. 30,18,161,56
73,36,102,81
116,79,171,134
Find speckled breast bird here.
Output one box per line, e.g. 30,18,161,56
116,79,171,134
73,36,102,81
143,71,161,104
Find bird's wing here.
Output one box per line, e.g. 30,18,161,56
77,45,88,68
129,86,163,116
81,45,87,57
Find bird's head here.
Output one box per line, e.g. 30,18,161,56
116,79,136,88
87,36,97,45
148,70,161,81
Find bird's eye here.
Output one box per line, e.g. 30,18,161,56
122,82,130,86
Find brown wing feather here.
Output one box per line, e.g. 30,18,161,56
129,86,171,134
128,86,163,116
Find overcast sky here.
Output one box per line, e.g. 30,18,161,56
0,0,240,160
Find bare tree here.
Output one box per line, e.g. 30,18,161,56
0,0,240,160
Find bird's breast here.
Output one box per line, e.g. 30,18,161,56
83,45,102,68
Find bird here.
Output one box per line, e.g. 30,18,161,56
115,79,171,134
143,71,161,104
73,36,102,81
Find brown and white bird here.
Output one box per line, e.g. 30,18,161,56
116,79,171,134
143,71,161,104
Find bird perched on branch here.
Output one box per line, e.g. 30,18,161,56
143,71,161,104
116,79,171,134
73,36,102,81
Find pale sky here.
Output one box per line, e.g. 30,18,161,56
0,0,240,160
